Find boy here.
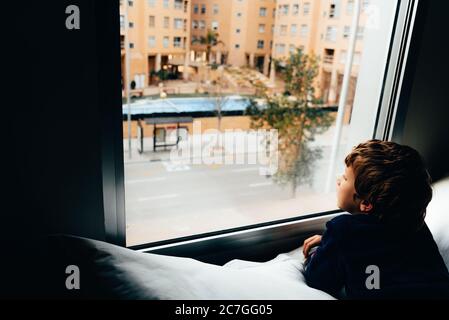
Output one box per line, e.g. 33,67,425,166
302,140,449,299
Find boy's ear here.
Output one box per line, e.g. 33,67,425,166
360,200,373,213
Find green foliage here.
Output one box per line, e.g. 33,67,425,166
245,48,332,195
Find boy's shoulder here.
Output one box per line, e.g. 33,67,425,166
325,214,380,241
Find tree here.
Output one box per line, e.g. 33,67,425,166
191,30,224,64
210,76,230,132
245,49,332,197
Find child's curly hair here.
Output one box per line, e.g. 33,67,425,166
345,140,432,231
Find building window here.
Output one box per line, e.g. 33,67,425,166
300,24,309,38
164,17,170,28
129,42,134,49
271,25,274,34
362,0,371,12
259,7,267,17
148,36,156,48
343,25,350,38
128,0,133,7
163,36,169,48
329,1,341,19
174,37,182,48
129,22,134,28
213,4,219,14
259,24,266,33
289,45,296,54
293,4,300,15
276,43,286,54
347,0,354,15
325,26,337,42
282,5,289,16
120,15,125,28
357,26,364,39
149,16,155,28
257,40,264,49
280,25,287,36
201,4,206,14
303,2,310,15
199,20,205,29
237,12,242,18
212,21,219,31
236,28,240,33
192,20,198,29
148,0,156,8
291,24,297,36
273,8,276,18
235,44,240,49
174,18,183,29
163,0,169,9
174,0,183,10
193,4,199,14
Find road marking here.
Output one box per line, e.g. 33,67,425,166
249,182,273,188
162,161,191,172
231,167,259,173
126,177,167,184
138,194,179,202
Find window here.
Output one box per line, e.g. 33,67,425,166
362,0,370,12
291,24,297,36
300,24,309,38
289,44,296,54
343,25,350,38
120,15,124,28
237,12,242,18
173,37,182,48
119,0,402,246
148,0,155,7
201,4,206,14
174,0,182,10
273,8,276,18
325,26,337,42
148,36,156,48
357,26,364,39
347,0,354,15
174,18,183,30
280,25,287,36
303,2,310,15
276,43,286,54
293,4,299,15
282,5,289,16
129,22,134,28
163,0,169,9
128,0,133,7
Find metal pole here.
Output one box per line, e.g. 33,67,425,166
124,0,132,159
325,0,361,193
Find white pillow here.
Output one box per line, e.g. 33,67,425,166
426,176,449,269
55,235,334,300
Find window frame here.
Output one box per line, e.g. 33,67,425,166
103,0,424,249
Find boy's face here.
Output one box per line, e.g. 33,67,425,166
336,165,364,214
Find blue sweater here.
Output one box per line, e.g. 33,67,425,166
303,214,449,299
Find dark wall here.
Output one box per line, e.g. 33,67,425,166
394,0,449,183
1,1,122,297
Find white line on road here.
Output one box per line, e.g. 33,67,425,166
138,194,179,202
126,177,167,184
248,182,273,188
231,167,260,173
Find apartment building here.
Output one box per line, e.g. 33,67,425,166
190,0,276,75
120,0,191,91
272,0,370,106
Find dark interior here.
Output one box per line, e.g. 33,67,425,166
1,0,448,298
